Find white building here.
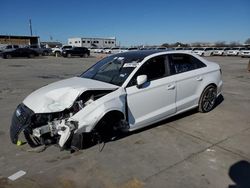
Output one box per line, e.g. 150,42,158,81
68,37,116,48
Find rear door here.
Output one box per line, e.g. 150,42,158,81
13,49,22,57
126,55,176,129
168,54,207,112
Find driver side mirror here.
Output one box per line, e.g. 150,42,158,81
136,75,147,88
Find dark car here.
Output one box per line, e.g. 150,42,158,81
61,47,90,58
0,45,19,53
1,48,39,59
26,45,52,56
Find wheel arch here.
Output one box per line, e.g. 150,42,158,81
199,82,217,97
93,110,125,130
198,83,218,112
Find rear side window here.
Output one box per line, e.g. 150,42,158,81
168,54,206,74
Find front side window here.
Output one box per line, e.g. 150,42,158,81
127,55,167,87
168,54,206,74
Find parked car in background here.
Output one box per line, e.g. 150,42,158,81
222,48,232,56
240,48,250,58
155,47,168,50
111,47,121,54
0,44,19,52
94,48,104,53
52,45,73,56
1,48,39,59
10,50,222,151
25,45,52,56
193,48,205,56
213,48,224,56
192,48,214,56
183,47,193,53
61,47,90,58
103,48,112,54
119,48,128,53
89,47,97,53
203,48,214,56
226,47,246,56
140,47,151,50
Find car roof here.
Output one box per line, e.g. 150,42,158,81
113,50,166,59
110,50,203,60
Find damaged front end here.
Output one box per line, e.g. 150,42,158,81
10,90,113,150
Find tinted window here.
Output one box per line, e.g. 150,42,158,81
168,54,206,74
128,55,167,87
62,46,72,49
205,48,213,51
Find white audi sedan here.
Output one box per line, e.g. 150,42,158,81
10,51,222,151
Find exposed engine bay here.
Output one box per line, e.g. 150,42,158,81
10,90,114,150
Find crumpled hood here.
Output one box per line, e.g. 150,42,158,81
23,77,118,113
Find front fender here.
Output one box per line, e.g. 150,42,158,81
69,88,126,133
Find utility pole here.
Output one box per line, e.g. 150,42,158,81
29,19,33,36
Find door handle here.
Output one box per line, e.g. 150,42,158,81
196,77,203,81
167,84,175,90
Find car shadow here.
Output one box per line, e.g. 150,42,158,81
214,94,224,109
228,160,250,188
73,94,224,152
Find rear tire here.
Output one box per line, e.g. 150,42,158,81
198,85,217,113
43,51,48,56
6,54,12,59
28,54,35,58
55,51,60,57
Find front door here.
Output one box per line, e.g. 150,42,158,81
126,55,176,130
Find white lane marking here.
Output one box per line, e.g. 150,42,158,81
8,170,26,181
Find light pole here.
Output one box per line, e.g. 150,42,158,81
29,19,33,36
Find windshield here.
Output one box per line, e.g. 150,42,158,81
80,54,144,86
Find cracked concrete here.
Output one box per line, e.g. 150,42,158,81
0,56,249,188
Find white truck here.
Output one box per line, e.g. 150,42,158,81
52,45,73,56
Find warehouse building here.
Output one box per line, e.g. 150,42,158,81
68,37,116,48
0,35,39,46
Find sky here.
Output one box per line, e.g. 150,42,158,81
1,0,250,46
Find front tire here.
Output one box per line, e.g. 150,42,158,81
198,85,217,113
6,54,12,59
